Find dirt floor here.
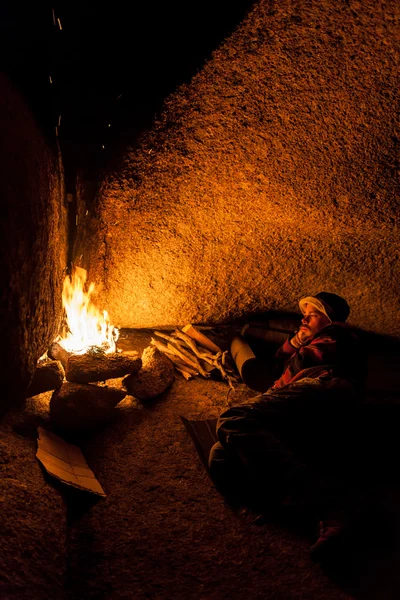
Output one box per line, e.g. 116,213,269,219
2,327,400,599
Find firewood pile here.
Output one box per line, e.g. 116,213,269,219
150,324,240,390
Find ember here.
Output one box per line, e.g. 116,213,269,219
56,266,119,355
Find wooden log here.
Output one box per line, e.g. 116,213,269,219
173,329,216,364
150,341,199,377
153,330,212,372
153,330,182,346
181,324,221,353
202,360,218,374
175,368,192,380
65,351,142,383
157,351,199,376
153,332,209,377
149,339,199,379
166,342,209,377
26,359,65,397
151,338,200,373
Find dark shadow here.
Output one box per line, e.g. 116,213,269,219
179,316,400,599
196,415,400,599
0,2,257,186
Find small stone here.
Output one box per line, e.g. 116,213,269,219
122,346,175,400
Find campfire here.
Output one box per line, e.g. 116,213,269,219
27,265,240,434
56,265,119,356
47,265,141,383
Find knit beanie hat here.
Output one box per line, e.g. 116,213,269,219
299,292,350,323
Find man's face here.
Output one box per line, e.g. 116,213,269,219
299,303,331,341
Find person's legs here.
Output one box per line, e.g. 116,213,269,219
216,403,309,500
208,399,270,504
208,388,322,511
208,440,254,503
217,380,376,562
209,379,363,534
208,440,239,494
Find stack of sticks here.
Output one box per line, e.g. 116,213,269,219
150,324,239,390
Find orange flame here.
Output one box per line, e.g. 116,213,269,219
57,266,119,355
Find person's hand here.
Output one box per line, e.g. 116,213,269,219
289,329,310,348
296,328,311,344
289,332,302,348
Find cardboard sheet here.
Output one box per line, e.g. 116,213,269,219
36,427,106,497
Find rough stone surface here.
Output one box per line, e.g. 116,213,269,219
0,421,68,600
123,345,175,399
50,382,126,434
25,359,65,397
0,73,68,411
74,0,400,337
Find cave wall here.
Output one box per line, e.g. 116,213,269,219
74,0,400,337
0,74,68,409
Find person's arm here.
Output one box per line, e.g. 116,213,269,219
270,331,311,389
290,333,337,372
275,331,302,364
275,330,304,360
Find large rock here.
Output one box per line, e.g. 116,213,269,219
123,346,175,399
50,382,126,433
0,74,68,411
74,0,400,337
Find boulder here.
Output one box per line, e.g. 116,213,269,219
123,346,175,400
0,73,68,411
74,0,400,337
50,382,126,433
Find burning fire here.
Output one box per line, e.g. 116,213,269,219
57,266,119,355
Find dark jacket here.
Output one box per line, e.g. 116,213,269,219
272,322,368,391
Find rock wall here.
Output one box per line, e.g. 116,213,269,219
0,74,68,410
74,0,400,337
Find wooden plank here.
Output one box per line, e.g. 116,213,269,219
181,324,221,354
